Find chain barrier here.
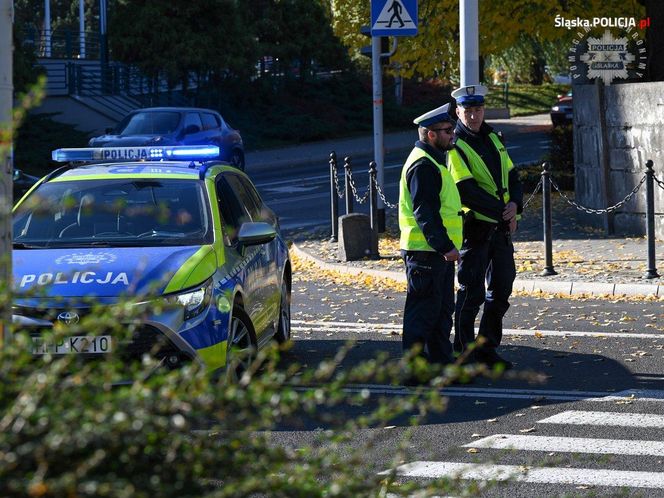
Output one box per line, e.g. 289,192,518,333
345,167,369,204
549,174,647,215
331,161,345,199
338,161,648,215
374,177,398,209
654,173,664,191
522,178,542,210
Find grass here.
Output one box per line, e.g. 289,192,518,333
487,83,570,116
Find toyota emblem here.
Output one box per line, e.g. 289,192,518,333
57,311,80,325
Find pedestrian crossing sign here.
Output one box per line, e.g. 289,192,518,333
371,0,417,36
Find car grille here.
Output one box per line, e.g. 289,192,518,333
13,305,192,366
13,304,84,322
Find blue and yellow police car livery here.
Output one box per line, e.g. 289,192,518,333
12,145,292,375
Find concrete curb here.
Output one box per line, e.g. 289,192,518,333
292,243,662,298
292,243,406,284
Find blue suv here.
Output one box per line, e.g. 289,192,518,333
89,107,245,170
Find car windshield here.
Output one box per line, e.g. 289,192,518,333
117,112,181,135
13,178,212,248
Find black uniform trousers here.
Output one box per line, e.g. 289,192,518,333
403,251,455,365
454,220,516,353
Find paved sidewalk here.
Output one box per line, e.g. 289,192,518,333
292,236,664,298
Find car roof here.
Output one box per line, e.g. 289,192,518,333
130,107,221,114
45,161,234,183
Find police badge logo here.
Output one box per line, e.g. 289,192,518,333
569,27,647,85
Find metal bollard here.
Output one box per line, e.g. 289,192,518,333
344,156,354,215
329,151,338,242
368,161,379,259
541,162,557,276
645,160,660,279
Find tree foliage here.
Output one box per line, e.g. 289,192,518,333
107,0,349,87
246,0,349,82
109,0,258,85
330,0,646,80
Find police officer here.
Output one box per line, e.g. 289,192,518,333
398,103,463,376
447,85,523,370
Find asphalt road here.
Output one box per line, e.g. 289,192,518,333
251,127,551,233
269,267,664,496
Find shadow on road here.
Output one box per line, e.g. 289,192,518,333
271,337,650,429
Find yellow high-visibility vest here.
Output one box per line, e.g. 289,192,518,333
448,133,517,223
399,147,463,251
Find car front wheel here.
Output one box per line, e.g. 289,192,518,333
226,305,256,382
274,280,291,344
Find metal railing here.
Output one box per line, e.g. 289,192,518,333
24,27,101,60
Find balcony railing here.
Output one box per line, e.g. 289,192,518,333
23,27,101,60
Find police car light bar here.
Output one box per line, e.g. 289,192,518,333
51,145,220,163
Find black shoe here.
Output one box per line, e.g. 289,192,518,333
475,349,513,370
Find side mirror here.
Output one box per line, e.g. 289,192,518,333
13,169,22,181
237,221,276,246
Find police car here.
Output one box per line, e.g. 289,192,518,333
11,145,291,377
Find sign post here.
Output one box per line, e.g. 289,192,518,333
369,0,417,231
460,0,479,86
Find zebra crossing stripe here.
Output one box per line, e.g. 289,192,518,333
464,434,664,456
387,461,664,488
539,410,664,428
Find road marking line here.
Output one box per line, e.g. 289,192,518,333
384,461,664,488
464,434,664,456
292,320,664,340
293,320,400,328
539,410,664,428
334,385,664,403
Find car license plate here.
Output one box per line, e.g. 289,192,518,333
31,335,113,355
565,113,573,119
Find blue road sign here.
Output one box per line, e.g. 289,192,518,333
371,0,417,36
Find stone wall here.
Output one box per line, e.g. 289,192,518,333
574,82,664,238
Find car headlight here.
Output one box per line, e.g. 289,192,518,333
551,106,560,112
166,278,213,321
